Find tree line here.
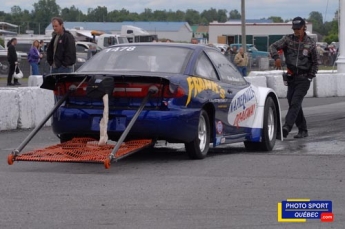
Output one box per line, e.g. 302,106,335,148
0,0,338,43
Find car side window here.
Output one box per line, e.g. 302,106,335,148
76,44,86,53
205,49,247,85
195,52,218,80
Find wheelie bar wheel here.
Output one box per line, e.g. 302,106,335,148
7,154,15,165
104,158,111,169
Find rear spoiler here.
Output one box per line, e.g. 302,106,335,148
40,73,176,91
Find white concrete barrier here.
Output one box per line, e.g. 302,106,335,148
266,74,315,98
28,75,43,87
17,87,54,128
0,88,19,131
33,88,54,127
0,87,54,130
314,74,337,97
335,74,345,97
266,75,287,98
245,75,267,88
248,70,283,77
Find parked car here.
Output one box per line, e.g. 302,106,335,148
230,43,274,67
74,41,102,70
41,43,282,159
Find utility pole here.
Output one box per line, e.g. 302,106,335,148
241,0,246,52
336,0,344,72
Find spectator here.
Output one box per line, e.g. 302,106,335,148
47,17,76,73
39,40,45,53
316,44,324,65
28,40,43,75
191,38,199,44
328,45,337,66
224,47,231,60
234,47,249,76
230,46,238,63
6,38,21,86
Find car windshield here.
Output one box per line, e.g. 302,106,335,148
77,45,192,74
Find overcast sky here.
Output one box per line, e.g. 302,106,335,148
2,0,339,22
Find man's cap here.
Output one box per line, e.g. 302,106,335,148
292,17,306,30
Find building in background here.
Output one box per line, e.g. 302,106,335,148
0,22,18,36
45,21,193,42
209,19,315,52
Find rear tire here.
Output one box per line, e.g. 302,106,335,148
59,134,74,143
185,110,210,159
244,97,277,151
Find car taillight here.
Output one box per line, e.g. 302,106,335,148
54,82,87,96
113,83,185,98
54,81,185,98
163,84,185,98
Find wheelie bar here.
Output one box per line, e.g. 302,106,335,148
103,85,158,169
7,77,88,165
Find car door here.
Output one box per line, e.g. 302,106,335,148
204,49,252,143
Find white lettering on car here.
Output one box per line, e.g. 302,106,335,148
106,46,136,52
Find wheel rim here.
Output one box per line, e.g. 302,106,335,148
198,115,207,152
267,107,275,141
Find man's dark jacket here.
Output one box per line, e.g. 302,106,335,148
47,29,76,68
7,44,17,64
269,33,318,78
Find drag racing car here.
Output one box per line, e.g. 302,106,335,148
41,43,283,159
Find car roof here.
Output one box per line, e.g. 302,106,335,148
108,42,210,51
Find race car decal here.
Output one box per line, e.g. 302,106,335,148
227,86,258,128
106,46,136,52
186,76,226,106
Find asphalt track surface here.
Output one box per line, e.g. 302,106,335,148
0,97,344,229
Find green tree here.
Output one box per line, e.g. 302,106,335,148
153,10,168,21
87,6,107,22
308,11,324,34
200,8,217,23
217,9,228,22
268,16,283,23
61,5,84,22
229,9,241,19
32,0,60,34
323,19,338,43
185,9,201,25
140,8,153,21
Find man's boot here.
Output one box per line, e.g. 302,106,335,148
294,130,308,138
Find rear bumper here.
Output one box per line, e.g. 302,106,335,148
52,107,200,143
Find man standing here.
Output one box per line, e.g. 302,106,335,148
6,38,21,86
47,17,76,73
269,17,318,138
234,47,248,76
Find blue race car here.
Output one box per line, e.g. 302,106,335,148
41,43,282,159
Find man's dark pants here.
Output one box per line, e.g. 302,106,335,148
284,75,311,132
7,63,19,84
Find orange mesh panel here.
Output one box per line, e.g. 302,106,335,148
15,138,152,163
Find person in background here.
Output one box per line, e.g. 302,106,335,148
39,40,45,53
47,17,76,73
230,45,238,64
234,47,249,76
28,40,43,75
224,46,231,59
191,38,199,44
6,38,21,86
269,16,318,139
316,44,324,65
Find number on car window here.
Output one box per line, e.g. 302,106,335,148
106,46,136,52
